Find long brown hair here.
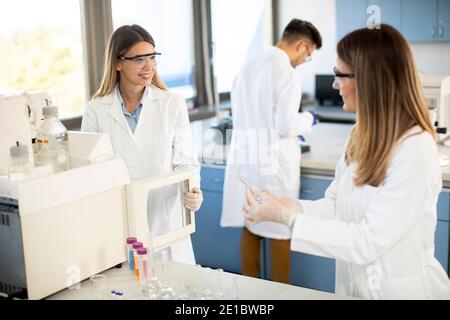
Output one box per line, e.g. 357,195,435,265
93,25,167,100
339,24,434,187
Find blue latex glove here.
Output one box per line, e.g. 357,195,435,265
299,111,319,142
308,111,320,126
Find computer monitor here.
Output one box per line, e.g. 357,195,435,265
315,74,343,106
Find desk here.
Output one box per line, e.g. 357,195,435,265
302,104,356,124
47,262,354,300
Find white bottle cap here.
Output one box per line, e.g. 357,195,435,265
43,106,59,117
10,144,29,157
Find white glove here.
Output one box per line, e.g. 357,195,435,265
243,186,303,228
184,187,203,212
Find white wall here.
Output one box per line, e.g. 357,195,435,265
278,0,450,98
278,0,337,99
410,43,450,75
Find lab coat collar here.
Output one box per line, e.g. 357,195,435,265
105,87,133,139
101,84,166,105
271,46,292,68
104,85,168,143
397,125,424,144
134,86,167,135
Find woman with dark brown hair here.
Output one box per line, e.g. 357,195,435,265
242,24,450,299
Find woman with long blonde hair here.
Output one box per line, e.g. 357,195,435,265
81,25,202,265
243,24,450,299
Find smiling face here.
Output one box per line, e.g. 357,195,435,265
332,57,356,113
116,41,157,88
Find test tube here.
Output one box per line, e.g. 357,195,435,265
231,276,239,300
137,247,148,286
203,267,215,300
126,237,137,271
177,264,190,300
132,241,143,278
216,268,225,299
143,247,161,300
159,249,175,300
192,264,205,300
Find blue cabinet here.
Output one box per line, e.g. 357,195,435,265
437,192,450,222
336,0,368,40
292,176,336,292
403,0,438,41
435,221,449,273
337,0,450,42
337,0,403,40
402,0,450,41
299,176,333,200
191,166,242,274
439,0,450,41
436,191,450,274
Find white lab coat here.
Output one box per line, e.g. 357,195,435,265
221,46,313,239
81,85,200,265
291,127,450,299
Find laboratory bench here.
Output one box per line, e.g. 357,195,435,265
191,120,450,294
46,261,354,300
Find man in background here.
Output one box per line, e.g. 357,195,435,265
221,19,322,283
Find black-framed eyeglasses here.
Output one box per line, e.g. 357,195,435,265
333,67,354,79
304,46,312,63
333,67,354,86
118,52,161,67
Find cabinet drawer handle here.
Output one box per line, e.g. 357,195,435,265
301,188,315,194
211,178,223,184
431,25,436,39
438,20,444,38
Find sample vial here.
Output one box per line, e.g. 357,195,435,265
126,237,137,271
132,242,143,278
137,247,148,286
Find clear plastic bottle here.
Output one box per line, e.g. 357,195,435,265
36,105,70,173
8,142,33,181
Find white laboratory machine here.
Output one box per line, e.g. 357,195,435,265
0,93,51,173
420,73,450,140
0,94,196,300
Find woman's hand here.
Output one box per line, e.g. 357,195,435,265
184,187,203,212
243,186,303,228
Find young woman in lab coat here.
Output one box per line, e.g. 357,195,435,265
81,25,202,265
243,24,450,299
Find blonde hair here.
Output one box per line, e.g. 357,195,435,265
93,25,167,100
338,24,435,187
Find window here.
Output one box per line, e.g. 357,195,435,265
0,0,86,119
211,0,273,94
112,0,196,101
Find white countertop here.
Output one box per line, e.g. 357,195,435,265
47,262,354,300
